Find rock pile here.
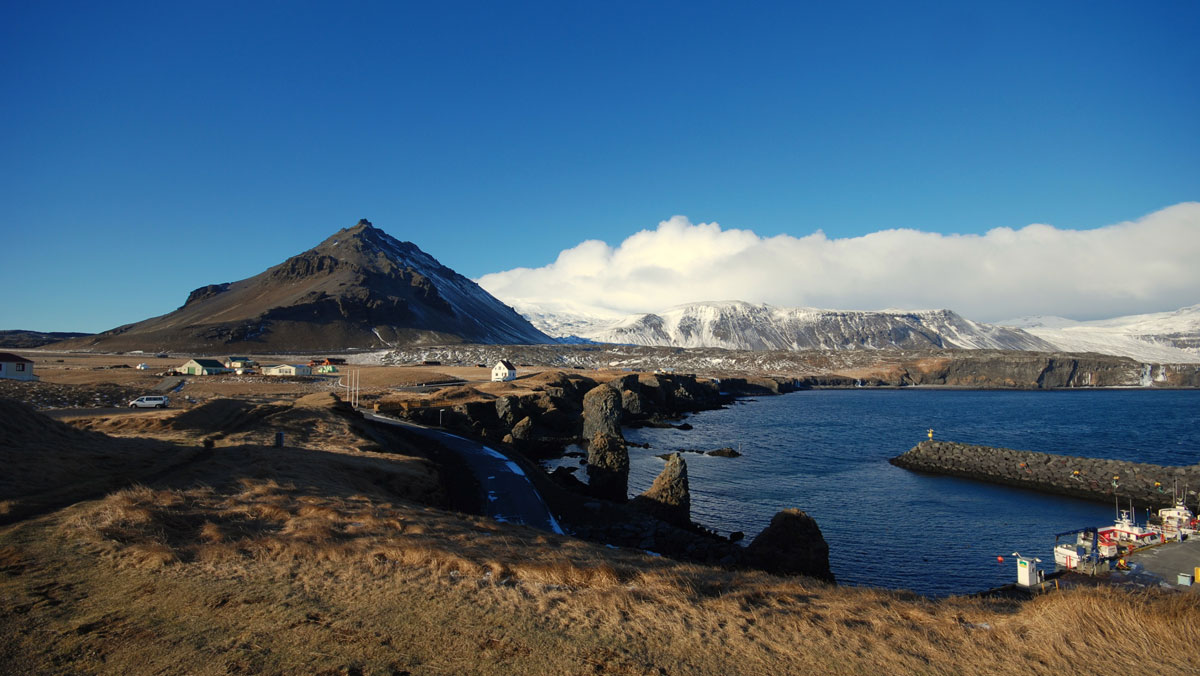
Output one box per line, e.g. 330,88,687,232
891,441,1200,508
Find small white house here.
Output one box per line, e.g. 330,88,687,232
261,364,313,377
0,353,37,381
225,356,256,369
179,359,230,376
491,360,517,382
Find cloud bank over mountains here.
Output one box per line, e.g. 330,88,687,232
477,202,1200,323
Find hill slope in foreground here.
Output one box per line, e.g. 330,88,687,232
53,219,549,354
2,397,1198,674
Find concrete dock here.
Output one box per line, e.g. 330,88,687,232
1123,538,1200,592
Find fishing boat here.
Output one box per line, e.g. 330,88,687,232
1053,505,1168,571
1148,484,1198,541
1101,508,1164,551
1052,527,1101,570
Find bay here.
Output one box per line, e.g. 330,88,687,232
625,389,1200,597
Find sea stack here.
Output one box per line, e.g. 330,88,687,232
586,432,629,501
631,452,691,527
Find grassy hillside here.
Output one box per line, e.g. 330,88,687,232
2,397,1198,675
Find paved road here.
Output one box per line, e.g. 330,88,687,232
364,412,563,535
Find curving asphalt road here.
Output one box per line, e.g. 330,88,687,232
364,412,563,535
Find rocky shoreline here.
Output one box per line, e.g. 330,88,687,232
375,371,836,582
383,344,1200,388
890,441,1200,509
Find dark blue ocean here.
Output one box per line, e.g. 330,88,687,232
624,389,1200,597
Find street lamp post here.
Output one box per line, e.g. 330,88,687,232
439,408,445,427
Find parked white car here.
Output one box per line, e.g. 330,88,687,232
129,395,169,409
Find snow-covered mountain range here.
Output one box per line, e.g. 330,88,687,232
997,305,1200,363
512,300,1057,352
509,300,1200,363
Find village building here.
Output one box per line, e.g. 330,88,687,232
491,359,517,382
178,359,230,376
225,356,257,369
261,364,313,377
307,357,346,367
0,353,37,381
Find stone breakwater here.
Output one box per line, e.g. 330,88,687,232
890,441,1200,509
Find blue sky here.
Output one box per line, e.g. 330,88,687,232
2,1,1197,331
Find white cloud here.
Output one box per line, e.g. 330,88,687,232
476,203,1200,322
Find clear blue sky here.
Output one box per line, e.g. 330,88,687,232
2,1,1197,332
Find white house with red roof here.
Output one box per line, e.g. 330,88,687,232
0,353,37,381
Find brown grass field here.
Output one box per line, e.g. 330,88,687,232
2,353,1199,674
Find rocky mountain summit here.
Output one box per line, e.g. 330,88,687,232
53,220,550,353
518,300,1057,352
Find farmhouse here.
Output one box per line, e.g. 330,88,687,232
0,353,37,381
225,356,256,369
491,360,517,382
261,364,313,377
178,359,230,376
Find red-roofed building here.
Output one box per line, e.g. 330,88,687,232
0,353,37,381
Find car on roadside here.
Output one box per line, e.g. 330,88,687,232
129,395,170,409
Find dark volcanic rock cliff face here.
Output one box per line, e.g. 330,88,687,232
386,371,729,452
903,354,1145,388
582,384,623,440
891,441,1200,508
586,433,629,501
54,220,550,353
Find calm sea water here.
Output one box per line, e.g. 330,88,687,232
624,389,1200,597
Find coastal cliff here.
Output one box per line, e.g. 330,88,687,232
800,354,1200,389
890,441,1200,508
376,371,732,454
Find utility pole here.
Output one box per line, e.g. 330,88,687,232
340,369,361,408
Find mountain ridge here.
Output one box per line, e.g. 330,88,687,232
515,300,1058,352
998,304,1200,363
52,220,550,354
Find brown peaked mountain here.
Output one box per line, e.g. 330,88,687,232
57,220,551,354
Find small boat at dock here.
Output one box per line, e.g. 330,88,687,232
1052,495,1195,572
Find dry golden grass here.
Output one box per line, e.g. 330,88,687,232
2,473,1190,675
5,387,1200,674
